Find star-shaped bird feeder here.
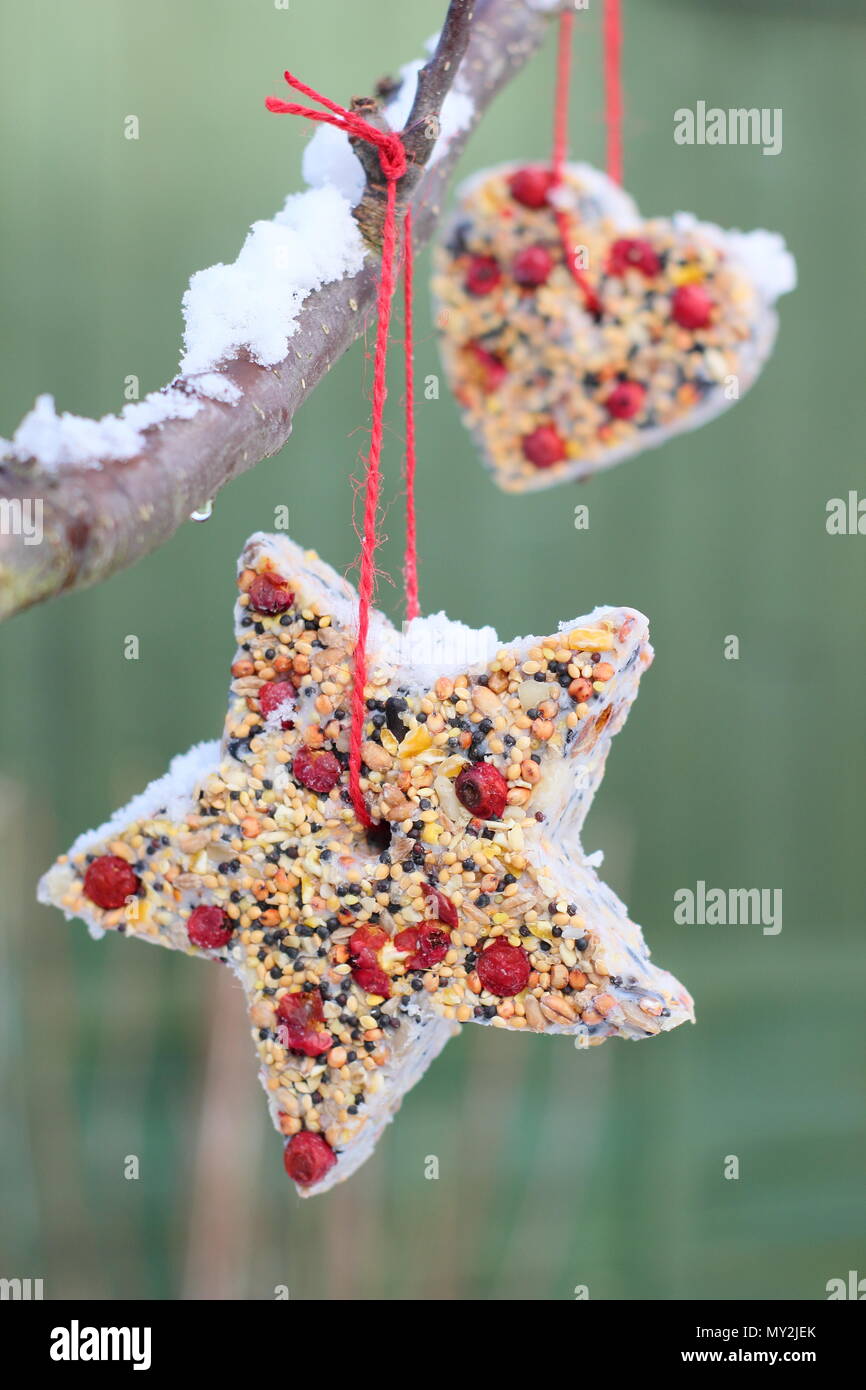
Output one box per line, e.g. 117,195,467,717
39,533,694,1196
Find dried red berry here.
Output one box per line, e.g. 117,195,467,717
421,883,459,929
248,571,294,615
455,761,508,819
671,283,713,330
83,855,140,910
349,924,388,964
477,941,531,997
352,964,392,998
187,905,233,949
283,1131,336,1187
400,922,450,971
607,238,662,278
508,166,555,209
277,989,333,1057
293,747,342,794
605,381,647,420
513,244,554,287
465,342,508,394
521,424,567,469
260,679,297,727
465,255,502,296
348,924,392,997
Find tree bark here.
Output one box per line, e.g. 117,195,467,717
0,0,552,622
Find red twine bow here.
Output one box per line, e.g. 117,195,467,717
266,72,419,829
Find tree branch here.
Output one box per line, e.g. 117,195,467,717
0,0,551,622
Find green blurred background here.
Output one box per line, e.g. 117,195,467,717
1,0,864,1301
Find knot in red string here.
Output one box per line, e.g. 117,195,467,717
266,71,407,185
372,132,408,183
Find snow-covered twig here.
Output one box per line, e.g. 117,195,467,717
0,0,549,622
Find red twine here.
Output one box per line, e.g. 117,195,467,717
402,207,420,625
551,6,573,183
549,2,624,315
550,9,601,316
267,72,419,828
603,0,624,186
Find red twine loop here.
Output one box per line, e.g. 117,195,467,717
550,9,601,316
548,1,622,188
267,72,419,829
550,2,624,316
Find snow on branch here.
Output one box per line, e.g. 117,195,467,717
0,0,550,622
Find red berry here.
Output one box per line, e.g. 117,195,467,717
293,747,342,794
465,342,508,394
283,1131,336,1187
277,989,333,1057
394,922,450,970
607,238,662,278
187,905,233,949
605,381,646,420
464,255,502,296
260,679,296,727
508,166,555,209
82,855,140,910
411,923,450,970
352,964,392,998
671,283,713,330
248,571,294,615
521,424,567,469
513,244,554,287
349,923,388,966
455,761,508,819
348,924,392,997
417,923,451,965
477,941,531,997
421,883,459,929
